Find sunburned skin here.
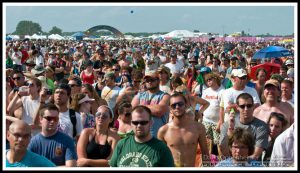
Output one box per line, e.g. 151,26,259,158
158,95,210,167
253,102,294,126
160,121,206,167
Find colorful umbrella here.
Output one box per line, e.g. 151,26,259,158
249,62,281,80
252,46,292,59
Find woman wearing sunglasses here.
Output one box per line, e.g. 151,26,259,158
70,93,96,129
115,101,134,139
76,105,120,167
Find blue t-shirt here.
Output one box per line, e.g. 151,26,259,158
28,131,77,166
6,150,56,167
137,91,169,138
216,158,263,167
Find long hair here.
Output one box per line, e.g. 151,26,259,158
82,83,101,104
69,93,86,112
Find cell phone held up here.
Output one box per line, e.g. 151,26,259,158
45,89,53,95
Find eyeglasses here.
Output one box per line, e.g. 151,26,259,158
170,102,185,109
238,104,253,109
125,112,131,117
13,77,22,80
9,131,31,140
133,80,141,83
113,69,119,71
131,120,149,126
95,112,109,119
43,116,59,122
69,84,79,88
238,76,247,80
145,78,158,83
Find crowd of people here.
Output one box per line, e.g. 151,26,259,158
5,38,295,168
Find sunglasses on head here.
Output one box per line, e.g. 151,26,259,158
43,116,59,122
238,104,253,109
170,102,185,109
131,120,149,126
13,76,22,80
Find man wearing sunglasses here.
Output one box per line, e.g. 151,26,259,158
28,104,77,167
219,93,268,161
157,93,210,167
7,71,26,118
131,70,170,138
219,69,261,131
6,120,56,167
110,105,174,167
7,78,43,136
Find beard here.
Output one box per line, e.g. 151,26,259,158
146,84,159,91
135,129,150,139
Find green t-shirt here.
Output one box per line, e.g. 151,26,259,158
109,135,174,167
46,78,55,91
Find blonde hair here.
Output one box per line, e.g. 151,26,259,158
69,93,86,112
204,72,221,86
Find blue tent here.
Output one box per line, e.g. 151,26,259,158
72,31,85,37
6,35,12,40
72,32,85,41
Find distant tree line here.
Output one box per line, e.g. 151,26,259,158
12,20,63,36
10,20,293,37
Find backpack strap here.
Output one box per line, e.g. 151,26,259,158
69,109,76,138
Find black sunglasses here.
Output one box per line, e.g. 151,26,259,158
238,76,247,80
145,78,158,83
206,78,213,82
131,120,149,126
238,104,253,109
13,77,22,80
170,102,185,109
43,116,59,122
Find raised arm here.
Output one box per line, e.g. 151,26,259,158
147,94,170,117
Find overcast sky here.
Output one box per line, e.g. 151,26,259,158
4,3,295,35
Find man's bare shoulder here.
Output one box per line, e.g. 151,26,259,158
253,104,266,115
160,122,171,131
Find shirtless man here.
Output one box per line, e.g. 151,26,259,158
157,93,210,167
118,50,131,68
253,79,294,127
